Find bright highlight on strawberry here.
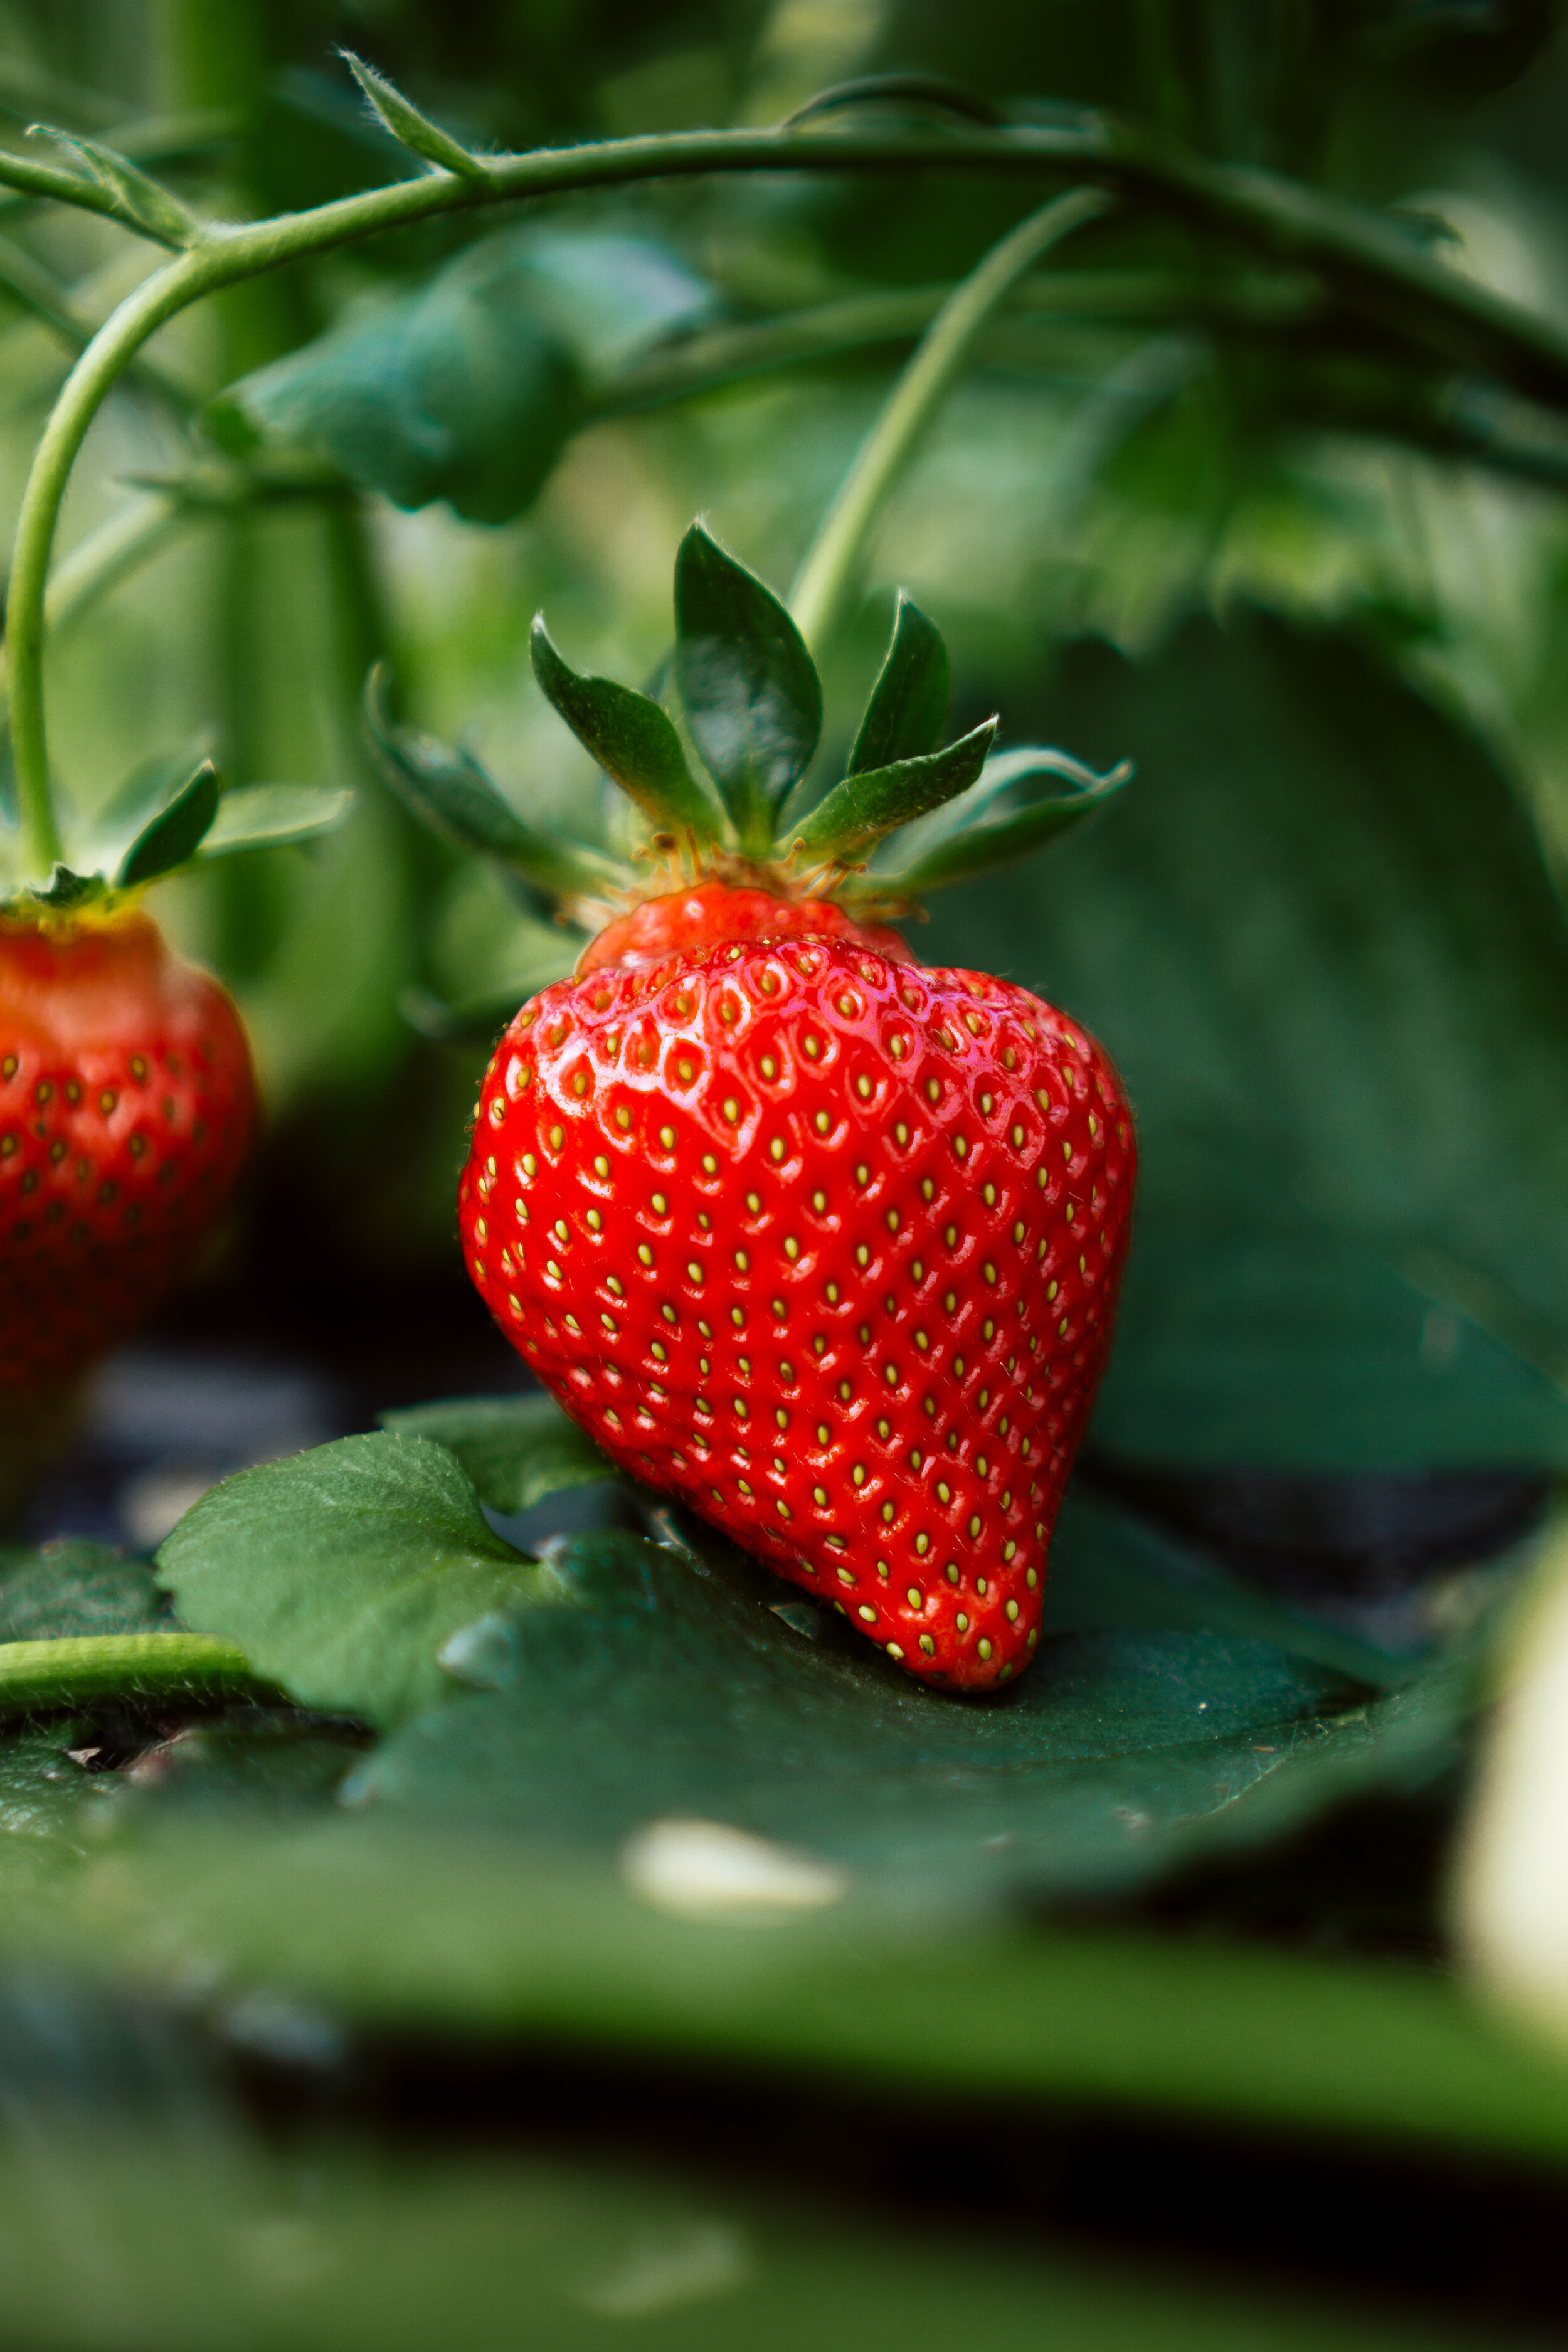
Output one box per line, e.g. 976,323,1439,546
374,522,1135,1690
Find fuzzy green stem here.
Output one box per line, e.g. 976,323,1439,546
788,186,1111,650
12,108,1568,868
0,1631,270,1716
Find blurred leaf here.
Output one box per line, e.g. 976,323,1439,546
920,609,1568,1466
25,125,198,245
790,717,998,864
869,760,1130,896
113,758,219,887
365,669,626,906
204,241,587,527
530,619,725,849
382,1392,613,1515
194,783,355,859
156,1433,558,1729
340,49,492,181
847,593,952,776
674,524,823,852
0,1542,166,1641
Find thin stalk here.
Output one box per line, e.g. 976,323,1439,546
0,1631,271,1715
789,186,1111,650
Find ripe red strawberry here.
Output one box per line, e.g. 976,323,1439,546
0,909,253,1389
462,884,1132,1688
374,522,1135,1689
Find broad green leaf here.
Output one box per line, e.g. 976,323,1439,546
788,717,997,866
339,48,492,181
26,125,198,246
155,1433,559,1729
674,524,823,853
919,608,1568,1466
0,2083,1520,2351
381,1393,613,1517
529,619,725,849
194,783,354,859
351,1519,1430,1902
847,593,951,775
204,239,586,526
112,758,220,887
365,669,627,906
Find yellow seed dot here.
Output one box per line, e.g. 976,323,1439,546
906,1586,921,1608
858,1604,876,1623
1027,1567,1038,1589
593,1154,609,1178
978,1637,992,1660
1005,1599,1019,1621
919,1634,935,1655
1027,1628,1038,1648
785,1236,799,1259
956,1613,969,1632
549,1125,564,1151
813,1485,829,1506
914,1533,930,1555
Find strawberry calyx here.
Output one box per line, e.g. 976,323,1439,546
0,751,352,916
576,878,914,975
367,519,1131,981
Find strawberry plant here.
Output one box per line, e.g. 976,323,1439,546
3,9,1568,2342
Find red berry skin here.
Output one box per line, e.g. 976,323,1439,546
0,911,254,1389
460,894,1134,1692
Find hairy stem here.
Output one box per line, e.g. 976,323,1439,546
0,1631,270,1715
789,186,1111,650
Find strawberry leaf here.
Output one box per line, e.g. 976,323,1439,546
113,758,221,888
847,593,952,775
674,523,822,854
155,1433,563,1730
529,620,725,850
365,669,628,907
381,1394,613,1515
193,783,355,859
790,717,997,867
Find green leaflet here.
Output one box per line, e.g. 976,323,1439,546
529,618,725,850
847,592,952,775
194,783,355,859
113,759,220,887
155,1433,562,1729
674,523,823,852
381,1393,613,1517
339,49,492,181
365,670,627,906
790,718,998,866
205,241,586,526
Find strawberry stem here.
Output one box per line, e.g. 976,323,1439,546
0,1631,273,1718
787,184,1111,655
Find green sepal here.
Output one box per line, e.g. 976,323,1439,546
23,866,102,913
365,667,628,906
529,618,725,852
847,592,951,775
790,717,998,867
864,753,1131,898
114,759,221,888
674,522,822,855
26,125,198,248
339,49,492,182
194,785,355,859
